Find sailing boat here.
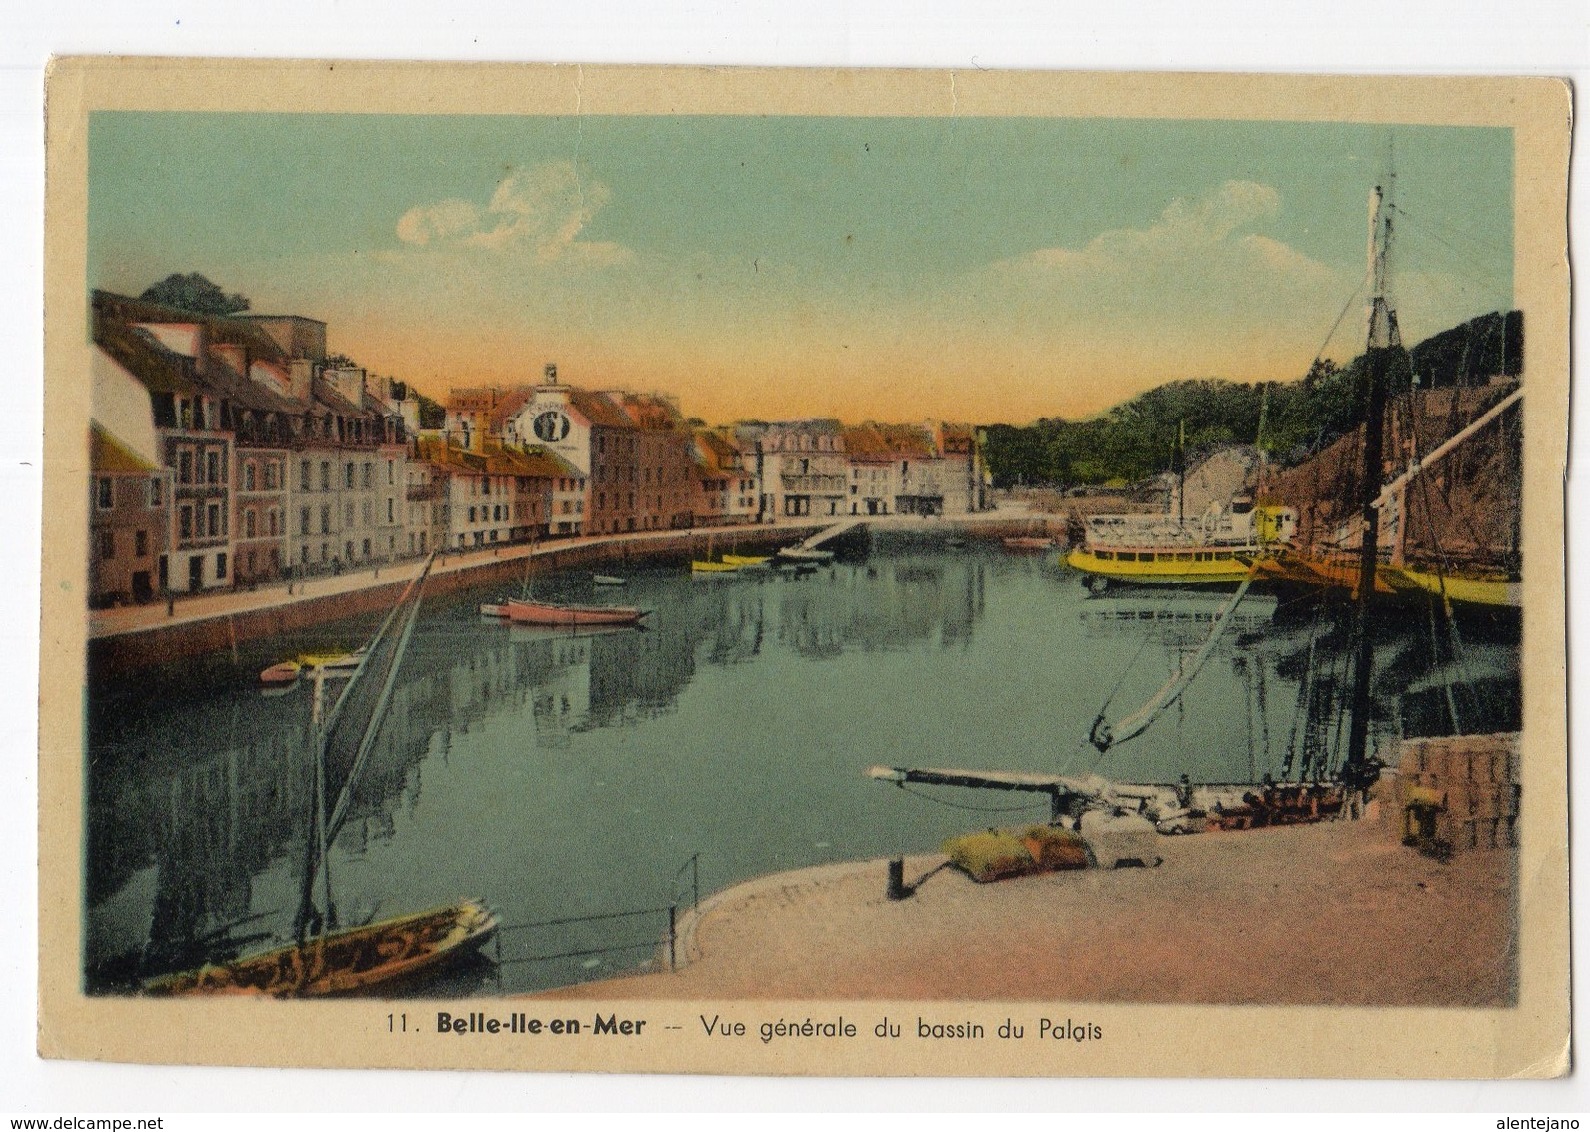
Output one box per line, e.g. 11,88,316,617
1254,185,1523,612
145,553,499,997
869,177,1419,826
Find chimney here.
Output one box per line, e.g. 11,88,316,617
289,358,315,402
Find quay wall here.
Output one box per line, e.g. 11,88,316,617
85,514,1045,676
86,524,811,677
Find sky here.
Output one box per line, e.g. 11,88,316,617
87,113,1514,425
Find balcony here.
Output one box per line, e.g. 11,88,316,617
780,474,846,493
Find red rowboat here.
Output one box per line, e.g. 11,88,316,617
504,598,649,627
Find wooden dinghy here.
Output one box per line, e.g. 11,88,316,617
505,598,649,626
142,899,499,998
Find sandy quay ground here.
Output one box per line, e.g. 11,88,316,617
539,816,1515,1007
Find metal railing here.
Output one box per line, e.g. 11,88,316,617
493,853,702,985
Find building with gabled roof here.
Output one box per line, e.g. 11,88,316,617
691,427,758,526
89,422,171,607
92,290,420,590
759,419,848,520
412,434,582,549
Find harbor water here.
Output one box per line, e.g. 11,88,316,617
84,531,1521,994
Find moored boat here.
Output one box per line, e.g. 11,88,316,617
776,546,834,563
1384,564,1520,609
142,899,499,998
505,598,649,626
691,559,740,574
722,553,771,567
258,650,366,684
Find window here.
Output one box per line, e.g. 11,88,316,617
320,505,331,534
135,529,148,557
207,503,221,537
300,507,311,535
387,460,395,485
386,498,394,523
344,502,354,526
301,460,311,489
362,463,372,489
269,509,279,536
302,546,310,565
216,552,227,580
320,461,331,491
244,510,256,538
361,500,372,525
362,538,371,558
264,462,277,490
178,450,194,485
469,506,477,523
148,478,163,507
96,530,114,560
345,463,355,489
244,462,256,491
206,451,220,485
95,477,113,510
345,540,355,561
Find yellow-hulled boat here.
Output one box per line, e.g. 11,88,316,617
1063,545,1257,585
722,553,771,566
1384,565,1521,609
691,560,739,574
1065,497,1296,588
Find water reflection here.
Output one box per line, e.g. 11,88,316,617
84,534,1518,993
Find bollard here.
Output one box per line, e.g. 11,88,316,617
887,857,911,901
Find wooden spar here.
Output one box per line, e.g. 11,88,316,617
327,552,437,839
1327,386,1523,549
866,765,1117,820
1344,176,1404,788
1369,388,1522,512
1089,573,1254,752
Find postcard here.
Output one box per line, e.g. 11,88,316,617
38,60,1570,1077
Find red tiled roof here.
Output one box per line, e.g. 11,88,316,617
692,428,740,475
567,388,636,430
487,388,536,430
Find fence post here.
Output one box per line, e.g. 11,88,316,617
667,904,677,971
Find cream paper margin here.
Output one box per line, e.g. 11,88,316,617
38,60,1572,1078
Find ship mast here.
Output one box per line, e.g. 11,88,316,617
1343,170,1404,789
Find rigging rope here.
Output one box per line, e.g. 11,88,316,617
894,782,1052,815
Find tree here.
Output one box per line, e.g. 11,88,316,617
139,273,251,316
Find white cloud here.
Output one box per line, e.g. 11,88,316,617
395,198,481,246
394,161,632,266
986,179,1334,297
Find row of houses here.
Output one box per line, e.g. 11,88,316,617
88,291,990,608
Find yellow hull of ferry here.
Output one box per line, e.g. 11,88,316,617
721,554,771,566
1385,566,1521,609
1064,546,1259,585
691,560,740,574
